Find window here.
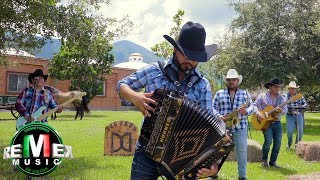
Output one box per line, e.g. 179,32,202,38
7,72,29,93
96,80,105,96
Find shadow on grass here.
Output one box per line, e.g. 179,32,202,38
261,166,298,175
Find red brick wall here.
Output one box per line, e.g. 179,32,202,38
0,55,136,110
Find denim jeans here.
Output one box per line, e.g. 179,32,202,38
233,128,247,177
286,113,304,147
131,145,174,180
262,121,282,163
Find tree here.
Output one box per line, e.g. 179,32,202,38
48,1,133,102
214,0,320,90
0,0,60,66
151,9,184,59
0,0,133,101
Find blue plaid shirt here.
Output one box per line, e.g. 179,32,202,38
286,93,307,113
116,58,213,114
212,89,254,132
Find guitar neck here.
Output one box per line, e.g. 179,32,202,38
38,96,78,120
237,102,250,112
267,99,290,114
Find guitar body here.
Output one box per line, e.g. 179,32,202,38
15,91,87,130
16,106,46,130
251,105,278,131
224,111,240,127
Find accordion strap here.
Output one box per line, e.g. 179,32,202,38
157,61,200,93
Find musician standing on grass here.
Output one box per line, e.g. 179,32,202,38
15,69,63,125
117,22,220,179
285,81,307,149
253,78,288,168
212,69,254,180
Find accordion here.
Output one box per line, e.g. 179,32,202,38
139,89,234,179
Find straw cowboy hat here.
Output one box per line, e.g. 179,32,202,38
288,81,300,89
223,69,243,84
264,78,283,89
163,21,218,62
28,69,48,84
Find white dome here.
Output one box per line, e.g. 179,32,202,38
130,53,142,57
114,61,149,70
114,52,148,70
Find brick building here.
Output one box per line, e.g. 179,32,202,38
0,53,148,110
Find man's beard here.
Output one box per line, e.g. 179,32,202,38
173,53,195,72
227,84,238,90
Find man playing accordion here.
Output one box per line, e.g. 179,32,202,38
117,22,220,179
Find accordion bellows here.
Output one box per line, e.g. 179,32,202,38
139,89,234,179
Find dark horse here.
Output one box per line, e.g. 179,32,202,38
44,86,90,120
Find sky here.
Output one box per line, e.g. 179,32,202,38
99,0,237,50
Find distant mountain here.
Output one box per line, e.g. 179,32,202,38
32,38,164,65
111,40,164,65
34,37,61,59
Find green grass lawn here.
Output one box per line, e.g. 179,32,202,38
0,111,319,179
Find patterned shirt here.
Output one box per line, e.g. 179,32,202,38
286,93,307,114
212,88,254,132
253,91,288,121
15,86,58,122
117,58,214,114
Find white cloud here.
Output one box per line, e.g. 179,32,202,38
99,0,236,49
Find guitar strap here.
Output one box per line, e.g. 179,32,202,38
157,61,200,94
275,95,282,107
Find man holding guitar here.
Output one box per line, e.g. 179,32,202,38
212,69,254,180
15,69,63,128
253,78,288,168
285,81,307,149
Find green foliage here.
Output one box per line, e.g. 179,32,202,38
0,0,59,66
304,86,320,111
214,0,320,90
151,9,185,60
0,0,133,101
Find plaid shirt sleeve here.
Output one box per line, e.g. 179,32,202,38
199,79,213,115
48,91,58,109
15,88,29,116
212,90,221,117
245,91,254,115
116,65,155,105
280,95,288,115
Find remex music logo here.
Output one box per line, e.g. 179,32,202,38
3,122,73,177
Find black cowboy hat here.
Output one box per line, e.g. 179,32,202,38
264,78,283,89
28,69,48,84
163,21,218,62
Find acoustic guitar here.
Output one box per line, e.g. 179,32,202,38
251,93,302,130
16,92,86,130
223,101,250,127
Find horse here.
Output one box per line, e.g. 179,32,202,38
44,86,90,120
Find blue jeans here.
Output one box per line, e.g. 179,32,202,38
262,121,282,163
233,128,247,177
131,145,174,180
286,114,304,147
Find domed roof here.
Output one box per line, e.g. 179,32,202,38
130,53,142,57
114,52,148,70
114,61,149,70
